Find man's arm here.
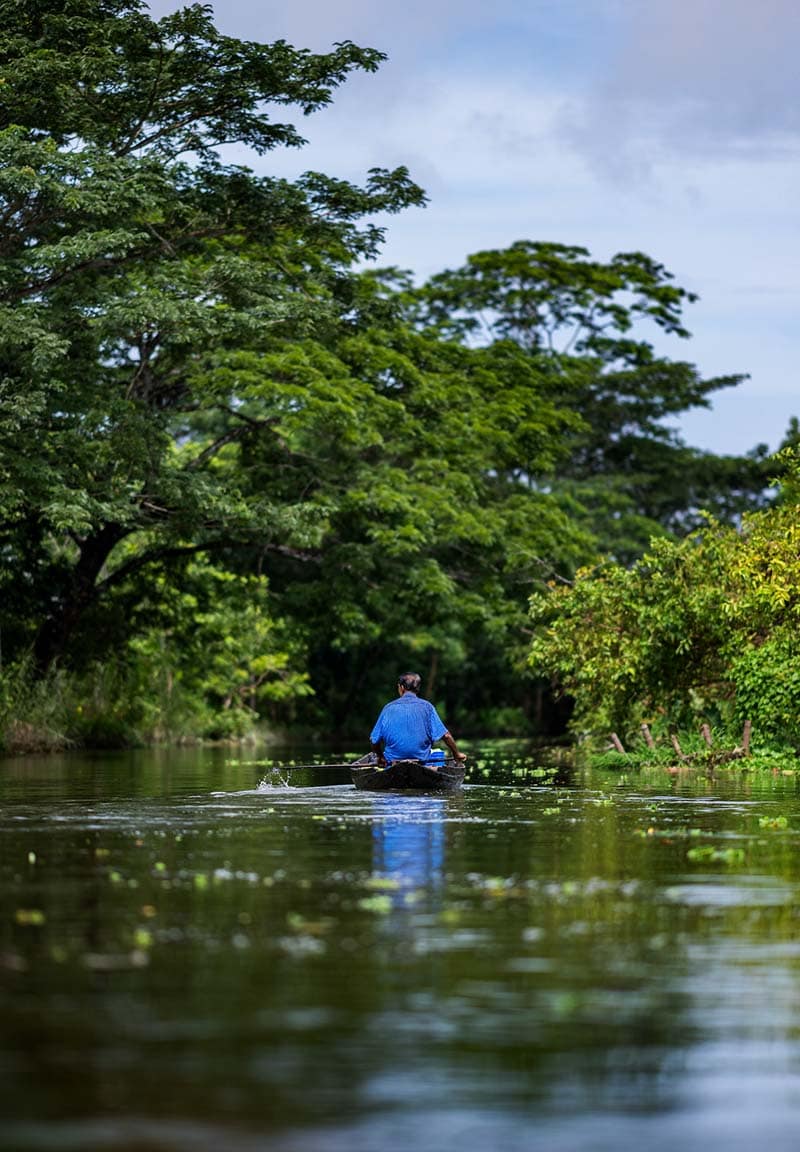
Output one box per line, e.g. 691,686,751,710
442,731,466,762
369,709,386,767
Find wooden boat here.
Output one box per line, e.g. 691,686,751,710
350,753,465,793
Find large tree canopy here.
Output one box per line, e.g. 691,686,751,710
0,0,424,676
0,0,387,156
409,241,772,561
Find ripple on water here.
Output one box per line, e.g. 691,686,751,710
5,750,800,1151
663,876,797,908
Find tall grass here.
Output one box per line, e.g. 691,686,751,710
0,656,75,754
0,654,260,755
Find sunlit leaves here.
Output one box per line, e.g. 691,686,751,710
530,452,800,746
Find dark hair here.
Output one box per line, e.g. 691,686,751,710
397,672,422,694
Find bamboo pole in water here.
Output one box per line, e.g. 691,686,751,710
742,719,752,756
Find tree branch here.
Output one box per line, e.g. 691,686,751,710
96,543,211,593
183,425,248,470
115,39,168,156
97,538,320,595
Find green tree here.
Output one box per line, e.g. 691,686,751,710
1,2,770,746
412,241,771,561
0,0,424,677
529,449,800,747
237,288,593,733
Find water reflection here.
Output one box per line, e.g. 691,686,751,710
4,749,800,1151
371,796,446,903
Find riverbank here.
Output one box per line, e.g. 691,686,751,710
583,728,800,774
0,659,279,757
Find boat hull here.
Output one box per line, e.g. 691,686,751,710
350,756,465,793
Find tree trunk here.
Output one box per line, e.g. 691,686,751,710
32,523,127,675
427,649,439,701
330,645,380,739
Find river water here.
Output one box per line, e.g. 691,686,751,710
2,745,800,1151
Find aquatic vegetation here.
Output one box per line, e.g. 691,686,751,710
635,826,704,840
686,845,746,865
14,909,45,926
286,913,335,935
758,815,789,830
590,751,632,771
356,895,393,914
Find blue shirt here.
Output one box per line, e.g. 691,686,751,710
370,693,448,763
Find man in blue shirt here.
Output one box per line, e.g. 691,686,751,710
370,672,466,767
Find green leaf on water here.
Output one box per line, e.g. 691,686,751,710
687,845,745,864
759,815,788,829
357,895,393,914
15,909,45,925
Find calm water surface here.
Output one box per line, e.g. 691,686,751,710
2,745,800,1151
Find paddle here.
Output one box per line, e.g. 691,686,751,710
260,757,463,771
264,761,364,771
243,756,375,771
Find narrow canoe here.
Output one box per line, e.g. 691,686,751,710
350,755,465,793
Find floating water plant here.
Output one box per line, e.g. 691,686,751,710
14,909,45,926
687,846,746,865
356,895,393,914
758,815,789,830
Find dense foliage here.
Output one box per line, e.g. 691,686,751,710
0,1,783,750
409,242,775,561
529,450,800,749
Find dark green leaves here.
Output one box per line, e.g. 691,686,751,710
0,1,387,158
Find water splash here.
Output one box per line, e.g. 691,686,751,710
258,769,291,789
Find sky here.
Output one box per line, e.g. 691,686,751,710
148,0,800,457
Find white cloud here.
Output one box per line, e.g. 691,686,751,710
149,0,490,53
570,0,800,172
144,1,800,453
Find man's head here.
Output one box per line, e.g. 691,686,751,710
397,672,422,695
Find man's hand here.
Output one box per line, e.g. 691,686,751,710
442,732,466,763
